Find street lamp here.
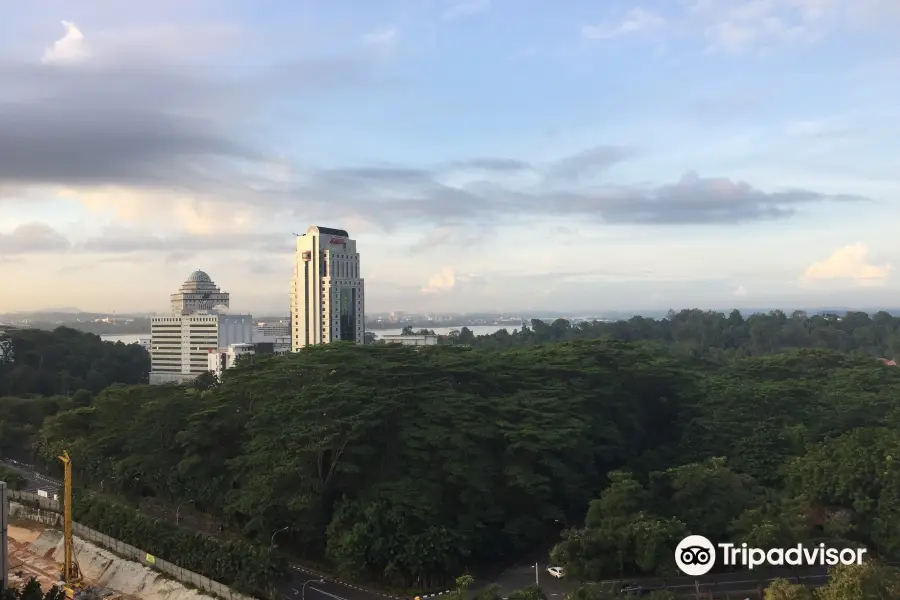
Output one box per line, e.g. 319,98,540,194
176,499,194,524
271,526,289,548
301,578,324,600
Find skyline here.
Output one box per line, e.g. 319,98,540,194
2,0,900,314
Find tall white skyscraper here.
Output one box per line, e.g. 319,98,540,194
290,225,365,350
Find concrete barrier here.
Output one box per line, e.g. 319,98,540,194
9,490,60,512
10,502,259,600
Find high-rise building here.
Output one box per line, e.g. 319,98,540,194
170,270,230,315
149,311,254,384
290,225,365,350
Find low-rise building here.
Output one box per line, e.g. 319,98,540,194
380,334,439,347
254,321,290,338
149,311,253,384
208,343,255,379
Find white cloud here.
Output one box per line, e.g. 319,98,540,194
732,284,748,296
582,8,665,40
56,187,268,236
42,21,90,64
801,243,891,285
421,267,456,294
442,0,491,21
361,27,397,47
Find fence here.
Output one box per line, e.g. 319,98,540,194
9,489,60,512
7,496,259,600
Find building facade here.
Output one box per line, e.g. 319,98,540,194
208,343,255,380
148,312,253,384
170,270,230,315
290,225,365,351
254,321,290,338
380,334,439,346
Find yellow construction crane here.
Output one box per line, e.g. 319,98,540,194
58,451,84,599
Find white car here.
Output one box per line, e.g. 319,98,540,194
547,567,565,579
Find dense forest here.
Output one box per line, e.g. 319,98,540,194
448,310,900,359
2,314,900,599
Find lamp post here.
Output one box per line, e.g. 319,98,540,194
301,578,324,600
176,499,194,524
271,526,289,548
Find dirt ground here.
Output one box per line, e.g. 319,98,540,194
7,521,63,591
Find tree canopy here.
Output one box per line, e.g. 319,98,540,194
3,312,900,596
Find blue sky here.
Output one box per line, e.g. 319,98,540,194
1,0,899,315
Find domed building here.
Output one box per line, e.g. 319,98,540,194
170,270,230,315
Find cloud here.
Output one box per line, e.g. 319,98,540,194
445,158,533,173
582,8,665,40
732,284,748,297
545,146,633,182
361,27,397,48
409,225,486,253
785,117,855,139
421,268,457,294
76,228,293,256
0,222,293,261
801,243,891,285
689,0,900,52
580,0,900,52
442,0,491,21
0,223,71,255
42,21,89,64
0,20,376,205
0,20,873,246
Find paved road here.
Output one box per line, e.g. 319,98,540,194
1,458,60,492
1,459,837,600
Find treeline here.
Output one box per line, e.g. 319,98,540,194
458,309,900,360
37,341,689,588
554,349,900,581
0,326,149,396
29,340,900,589
73,494,287,597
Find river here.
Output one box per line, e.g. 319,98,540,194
101,324,523,345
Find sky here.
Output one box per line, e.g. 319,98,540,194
1,0,900,315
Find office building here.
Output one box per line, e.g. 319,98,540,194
170,270,230,315
148,311,253,384
208,343,255,380
380,333,439,347
290,225,365,351
254,320,290,338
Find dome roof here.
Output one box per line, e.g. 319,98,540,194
186,270,212,283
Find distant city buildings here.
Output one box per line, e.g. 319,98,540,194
254,320,290,338
149,271,253,384
208,342,256,380
380,333,439,347
170,270,230,315
290,225,365,351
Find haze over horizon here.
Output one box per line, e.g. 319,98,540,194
1,0,899,314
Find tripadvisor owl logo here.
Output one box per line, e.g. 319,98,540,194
674,535,868,577
676,535,717,576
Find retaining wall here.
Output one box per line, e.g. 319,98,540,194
9,501,259,600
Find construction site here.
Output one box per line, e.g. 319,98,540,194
3,454,222,600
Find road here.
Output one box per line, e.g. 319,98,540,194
1,458,836,600
1,458,61,492
486,558,830,599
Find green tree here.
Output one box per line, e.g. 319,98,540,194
19,578,43,600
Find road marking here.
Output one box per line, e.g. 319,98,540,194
308,586,352,600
